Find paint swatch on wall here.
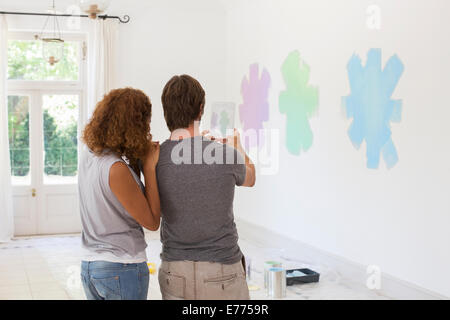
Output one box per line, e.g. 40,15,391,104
279,50,319,155
342,48,404,169
239,63,271,148
210,102,235,137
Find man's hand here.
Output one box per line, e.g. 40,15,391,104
224,129,256,188
224,129,245,153
201,130,226,143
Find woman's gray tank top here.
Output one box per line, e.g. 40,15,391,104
78,147,147,258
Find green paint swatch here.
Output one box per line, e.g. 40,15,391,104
219,110,230,137
279,51,319,155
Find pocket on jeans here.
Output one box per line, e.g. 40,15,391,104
158,270,186,299
203,273,249,300
91,276,121,300
204,273,238,289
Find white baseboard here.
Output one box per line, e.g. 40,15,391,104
235,218,447,300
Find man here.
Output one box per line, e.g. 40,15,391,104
156,74,256,300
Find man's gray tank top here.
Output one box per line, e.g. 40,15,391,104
78,147,147,258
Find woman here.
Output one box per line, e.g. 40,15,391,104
78,88,160,300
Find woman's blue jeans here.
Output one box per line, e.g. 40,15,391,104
81,261,149,300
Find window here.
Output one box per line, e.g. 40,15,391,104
43,95,79,184
7,32,85,186
8,95,30,185
7,40,80,81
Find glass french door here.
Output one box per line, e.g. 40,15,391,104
8,90,82,235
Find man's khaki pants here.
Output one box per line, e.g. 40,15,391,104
158,259,250,300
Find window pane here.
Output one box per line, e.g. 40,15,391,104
43,95,79,184
7,40,79,81
8,96,31,185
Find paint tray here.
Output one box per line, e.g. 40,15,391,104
286,268,320,286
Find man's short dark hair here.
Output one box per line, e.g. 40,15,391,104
161,74,205,132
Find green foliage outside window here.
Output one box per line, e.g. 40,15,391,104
7,40,80,179
8,40,79,81
43,101,78,177
8,96,30,177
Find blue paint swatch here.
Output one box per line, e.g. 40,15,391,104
343,49,404,169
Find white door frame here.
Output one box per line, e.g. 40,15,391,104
7,31,87,235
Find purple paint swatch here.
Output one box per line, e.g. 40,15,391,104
211,111,218,130
239,63,271,148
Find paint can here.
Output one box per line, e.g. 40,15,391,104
264,261,282,288
245,256,252,281
267,267,286,299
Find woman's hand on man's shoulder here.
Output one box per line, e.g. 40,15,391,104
143,141,160,172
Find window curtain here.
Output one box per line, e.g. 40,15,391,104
0,15,14,242
86,19,118,120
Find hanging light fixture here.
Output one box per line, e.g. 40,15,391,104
36,0,64,66
79,0,112,19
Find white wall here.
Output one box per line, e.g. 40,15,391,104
223,0,450,297
111,0,228,141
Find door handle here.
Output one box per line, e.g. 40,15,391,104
32,188,36,197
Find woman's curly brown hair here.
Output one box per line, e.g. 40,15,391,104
82,88,152,167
